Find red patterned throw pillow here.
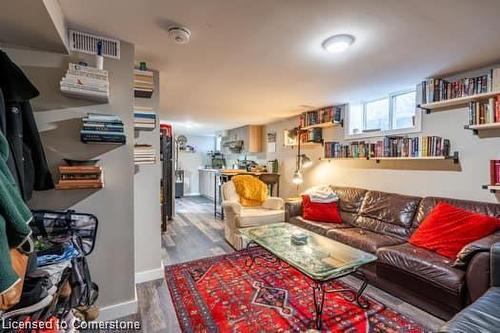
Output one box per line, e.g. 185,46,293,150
409,202,500,259
301,195,342,223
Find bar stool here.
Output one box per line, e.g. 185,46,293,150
258,173,280,197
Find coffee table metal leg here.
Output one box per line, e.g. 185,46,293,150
311,281,325,330
309,273,370,330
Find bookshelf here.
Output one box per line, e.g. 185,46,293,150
301,120,343,130
464,122,500,135
373,152,459,164
418,91,500,113
482,185,500,193
319,152,459,163
320,157,369,161
288,141,323,148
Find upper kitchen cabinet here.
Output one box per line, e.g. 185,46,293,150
223,125,263,153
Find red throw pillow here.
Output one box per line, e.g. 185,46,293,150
301,195,342,223
409,202,500,259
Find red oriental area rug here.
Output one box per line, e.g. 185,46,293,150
165,247,431,333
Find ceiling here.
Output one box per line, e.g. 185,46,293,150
59,0,500,135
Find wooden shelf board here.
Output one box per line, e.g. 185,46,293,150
374,156,448,161
301,121,342,130
320,157,368,161
419,91,500,111
286,142,323,147
466,123,500,131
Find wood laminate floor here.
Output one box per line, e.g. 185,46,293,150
127,196,444,332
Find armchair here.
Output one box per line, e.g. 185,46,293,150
221,180,285,250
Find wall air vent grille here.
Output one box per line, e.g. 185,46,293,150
68,30,120,59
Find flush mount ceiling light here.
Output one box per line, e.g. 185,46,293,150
322,34,355,54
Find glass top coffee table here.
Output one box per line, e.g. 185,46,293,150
240,222,377,330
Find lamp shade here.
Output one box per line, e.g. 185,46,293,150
292,170,303,184
301,154,312,168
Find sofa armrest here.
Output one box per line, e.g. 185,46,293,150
222,201,242,215
262,197,284,210
285,201,302,222
465,252,490,303
491,243,500,287
453,231,500,268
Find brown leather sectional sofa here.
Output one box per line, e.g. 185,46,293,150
285,186,500,320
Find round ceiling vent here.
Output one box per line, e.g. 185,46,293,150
168,26,191,44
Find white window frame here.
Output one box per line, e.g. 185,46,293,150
345,89,422,140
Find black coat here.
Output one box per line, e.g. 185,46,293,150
0,50,54,200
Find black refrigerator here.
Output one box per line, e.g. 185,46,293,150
160,124,175,231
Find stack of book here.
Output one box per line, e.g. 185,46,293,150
60,63,109,102
468,96,500,125
56,165,103,190
134,106,156,129
134,69,154,98
324,141,369,159
419,73,493,104
490,160,500,186
134,144,156,165
299,105,343,127
372,136,451,158
81,113,126,144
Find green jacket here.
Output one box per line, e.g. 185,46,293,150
0,130,32,294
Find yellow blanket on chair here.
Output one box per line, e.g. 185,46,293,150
232,175,268,207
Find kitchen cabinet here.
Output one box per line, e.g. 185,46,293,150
199,169,217,200
223,125,263,153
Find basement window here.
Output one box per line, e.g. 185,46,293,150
346,90,421,139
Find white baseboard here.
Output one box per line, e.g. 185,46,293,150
183,192,201,197
98,294,138,321
135,266,164,284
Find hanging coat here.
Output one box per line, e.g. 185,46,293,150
0,130,32,294
0,50,54,200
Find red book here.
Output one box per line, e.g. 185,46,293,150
492,160,500,185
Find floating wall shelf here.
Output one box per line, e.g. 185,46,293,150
374,151,459,164
301,120,343,130
319,151,460,164
464,122,500,135
418,91,500,113
482,185,500,193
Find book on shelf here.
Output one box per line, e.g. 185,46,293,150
299,105,344,127
61,64,110,101
419,73,492,104
468,96,500,125
56,164,104,190
324,136,452,159
491,160,500,185
133,69,153,77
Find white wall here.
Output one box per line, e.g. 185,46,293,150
265,107,500,203
177,135,215,195
6,43,137,317
133,70,162,282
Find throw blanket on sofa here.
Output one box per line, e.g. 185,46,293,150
303,185,338,203
232,175,268,207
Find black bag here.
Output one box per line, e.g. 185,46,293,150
31,210,98,256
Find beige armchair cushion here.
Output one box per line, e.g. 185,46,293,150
262,197,284,210
236,208,285,228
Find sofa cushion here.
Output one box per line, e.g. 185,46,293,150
412,197,500,234
440,287,500,333
409,202,500,259
377,243,464,294
352,190,421,239
289,216,351,236
326,228,404,253
302,195,342,223
330,186,367,225
236,208,284,228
